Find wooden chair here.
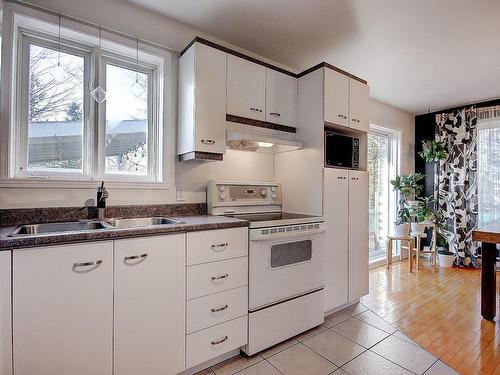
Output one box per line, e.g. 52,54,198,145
386,235,414,273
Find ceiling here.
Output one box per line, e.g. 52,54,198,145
125,0,500,114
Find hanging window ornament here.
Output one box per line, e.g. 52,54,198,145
90,25,107,103
51,11,66,82
130,36,144,97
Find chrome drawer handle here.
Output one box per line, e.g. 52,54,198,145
269,112,281,117
201,139,215,145
337,114,347,119
211,336,228,345
124,253,148,261
352,118,360,123
211,273,229,281
250,107,263,113
211,304,229,313
211,243,228,251
72,260,102,271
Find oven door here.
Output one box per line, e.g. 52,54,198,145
248,225,325,311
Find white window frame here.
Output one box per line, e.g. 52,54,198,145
15,30,94,180
98,52,162,182
0,7,173,189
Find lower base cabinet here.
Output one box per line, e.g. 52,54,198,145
0,251,12,375
13,242,114,375
114,234,185,375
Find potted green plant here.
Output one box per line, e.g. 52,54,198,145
436,231,454,267
390,173,425,236
418,140,447,163
411,196,438,235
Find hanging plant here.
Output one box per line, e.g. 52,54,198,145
418,140,447,163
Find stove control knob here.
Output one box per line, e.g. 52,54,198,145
219,185,225,192
261,189,267,196
271,186,277,192
220,193,226,200
271,193,277,200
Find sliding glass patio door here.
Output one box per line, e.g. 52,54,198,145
368,127,399,262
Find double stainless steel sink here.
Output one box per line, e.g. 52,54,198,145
8,217,185,237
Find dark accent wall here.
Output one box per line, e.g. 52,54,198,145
414,97,500,197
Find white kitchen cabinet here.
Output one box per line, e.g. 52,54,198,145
349,79,369,132
324,68,349,127
178,42,227,157
266,68,297,127
114,234,185,375
323,169,349,311
227,54,266,121
0,251,11,375
348,170,369,301
324,67,369,132
13,242,113,375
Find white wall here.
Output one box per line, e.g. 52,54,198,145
0,0,414,208
369,98,415,174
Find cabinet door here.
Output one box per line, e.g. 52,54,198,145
227,55,266,121
348,170,369,301
195,44,227,154
13,242,113,375
324,68,349,127
114,234,185,375
349,79,369,132
0,251,11,375
323,168,349,311
266,69,297,127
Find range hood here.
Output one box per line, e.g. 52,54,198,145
226,123,303,154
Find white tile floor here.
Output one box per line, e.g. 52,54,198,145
197,303,459,375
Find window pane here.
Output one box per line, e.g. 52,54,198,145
27,44,85,171
478,123,500,226
368,133,390,260
105,64,148,176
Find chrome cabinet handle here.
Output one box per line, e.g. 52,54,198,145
250,107,263,113
352,118,360,123
124,253,148,261
201,139,215,145
211,304,229,312
337,114,347,119
211,273,229,281
72,260,102,271
211,336,228,345
211,243,228,251
351,177,359,180
337,176,346,179
269,112,281,117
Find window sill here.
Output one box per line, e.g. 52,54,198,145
0,178,173,190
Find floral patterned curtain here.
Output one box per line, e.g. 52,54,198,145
435,108,479,267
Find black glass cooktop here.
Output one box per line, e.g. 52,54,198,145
231,212,319,222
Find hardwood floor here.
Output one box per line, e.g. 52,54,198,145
362,259,500,375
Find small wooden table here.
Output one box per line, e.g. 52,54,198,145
387,235,414,273
473,225,500,320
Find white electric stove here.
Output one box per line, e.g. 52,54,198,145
208,181,325,355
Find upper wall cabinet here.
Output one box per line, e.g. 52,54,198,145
324,68,349,128
349,79,369,132
266,69,298,127
178,42,227,159
324,68,369,132
227,55,266,121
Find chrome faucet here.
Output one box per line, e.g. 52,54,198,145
97,181,109,220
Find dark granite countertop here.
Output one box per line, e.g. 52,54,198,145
0,215,249,250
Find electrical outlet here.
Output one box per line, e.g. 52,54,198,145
176,189,185,202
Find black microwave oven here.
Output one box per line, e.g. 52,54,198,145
324,131,360,169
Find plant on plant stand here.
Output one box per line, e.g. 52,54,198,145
410,196,437,235
418,140,452,267
390,173,425,236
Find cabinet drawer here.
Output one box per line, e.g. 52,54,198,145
187,286,248,334
187,257,248,299
187,227,248,265
186,316,248,369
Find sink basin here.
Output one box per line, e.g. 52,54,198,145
9,221,109,237
106,217,185,229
